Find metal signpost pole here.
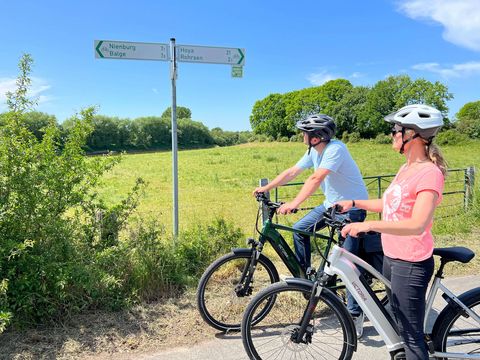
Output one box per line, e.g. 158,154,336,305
94,39,244,241
170,38,179,239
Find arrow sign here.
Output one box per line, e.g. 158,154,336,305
176,44,245,65
94,40,169,61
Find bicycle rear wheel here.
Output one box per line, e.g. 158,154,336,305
242,281,355,360
432,287,480,358
197,251,278,332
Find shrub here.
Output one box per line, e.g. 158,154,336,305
348,131,361,143
435,129,470,145
374,133,392,144
0,55,143,330
278,136,289,142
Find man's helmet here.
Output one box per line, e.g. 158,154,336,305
296,114,336,141
384,104,443,140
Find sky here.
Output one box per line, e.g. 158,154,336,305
0,0,479,131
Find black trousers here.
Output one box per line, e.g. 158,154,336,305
383,255,434,360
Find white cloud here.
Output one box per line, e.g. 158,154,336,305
307,70,338,86
397,0,480,51
0,77,52,108
412,61,480,77
307,70,366,86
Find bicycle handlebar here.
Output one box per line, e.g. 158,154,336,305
255,192,298,214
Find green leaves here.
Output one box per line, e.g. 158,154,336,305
250,75,453,140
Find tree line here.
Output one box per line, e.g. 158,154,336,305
0,107,252,152
249,76,480,142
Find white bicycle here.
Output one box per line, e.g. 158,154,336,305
241,206,480,359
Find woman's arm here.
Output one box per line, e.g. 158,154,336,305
341,190,438,237
336,198,384,213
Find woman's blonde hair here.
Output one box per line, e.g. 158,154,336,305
426,142,448,177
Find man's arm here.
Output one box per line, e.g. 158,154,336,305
253,165,305,195
277,167,330,214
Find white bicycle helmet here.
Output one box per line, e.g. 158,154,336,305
384,104,443,140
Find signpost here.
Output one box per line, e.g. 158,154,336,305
231,65,243,78
94,38,245,238
94,40,168,61
175,44,245,65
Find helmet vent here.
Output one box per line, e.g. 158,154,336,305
419,113,430,118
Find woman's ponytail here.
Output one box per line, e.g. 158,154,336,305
427,143,448,177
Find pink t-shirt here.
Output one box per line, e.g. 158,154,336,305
381,163,445,262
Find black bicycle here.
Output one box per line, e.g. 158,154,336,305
196,193,386,332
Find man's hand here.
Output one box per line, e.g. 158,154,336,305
334,200,354,213
253,186,269,197
341,221,372,238
277,202,298,215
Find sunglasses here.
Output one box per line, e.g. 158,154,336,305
391,124,403,136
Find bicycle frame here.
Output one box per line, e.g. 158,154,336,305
322,245,480,359
257,217,332,279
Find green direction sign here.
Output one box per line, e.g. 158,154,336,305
231,65,243,78
176,44,245,66
94,40,169,61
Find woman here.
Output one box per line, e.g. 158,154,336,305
337,104,447,359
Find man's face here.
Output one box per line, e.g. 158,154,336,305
303,132,320,146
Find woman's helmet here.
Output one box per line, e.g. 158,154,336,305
296,114,336,141
384,104,443,140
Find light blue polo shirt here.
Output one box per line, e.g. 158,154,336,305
296,139,368,208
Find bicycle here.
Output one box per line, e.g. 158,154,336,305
196,193,386,332
241,205,480,359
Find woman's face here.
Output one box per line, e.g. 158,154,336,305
391,124,404,152
391,125,416,152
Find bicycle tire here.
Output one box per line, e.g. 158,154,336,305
432,286,480,358
242,280,356,360
197,250,279,332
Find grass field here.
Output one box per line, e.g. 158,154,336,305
98,140,479,235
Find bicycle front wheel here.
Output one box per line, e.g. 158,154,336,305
197,251,278,332
432,287,480,358
242,281,356,360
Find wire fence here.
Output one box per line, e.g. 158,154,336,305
265,166,476,222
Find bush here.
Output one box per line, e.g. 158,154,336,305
0,55,145,330
278,136,289,142
374,133,392,144
348,131,361,143
436,129,470,145
290,133,303,142
341,131,350,143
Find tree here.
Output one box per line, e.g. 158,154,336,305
250,93,289,138
132,116,171,149
456,100,480,138
161,106,192,119
19,111,58,141
178,119,214,148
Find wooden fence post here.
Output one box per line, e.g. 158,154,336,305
465,166,476,209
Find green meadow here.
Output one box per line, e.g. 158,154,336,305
99,141,480,236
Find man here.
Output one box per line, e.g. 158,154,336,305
253,113,383,338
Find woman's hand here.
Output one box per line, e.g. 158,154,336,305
335,200,354,213
341,221,372,238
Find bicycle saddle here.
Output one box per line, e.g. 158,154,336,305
433,247,475,264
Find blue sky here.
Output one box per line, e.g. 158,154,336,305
1,0,479,131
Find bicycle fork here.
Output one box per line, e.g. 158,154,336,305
234,238,263,297
290,273,331,344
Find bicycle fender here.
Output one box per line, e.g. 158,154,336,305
431,286,480,335
284,278,315,290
